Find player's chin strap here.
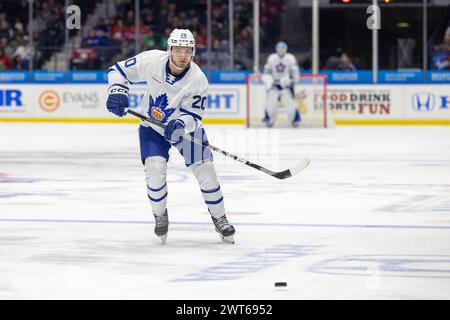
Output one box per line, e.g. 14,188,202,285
124,108,310,180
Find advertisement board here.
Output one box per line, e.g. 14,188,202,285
0,84,449,124
327,85,449,123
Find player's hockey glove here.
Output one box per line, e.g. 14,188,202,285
164,119,185,144
106,84,129,117
280,75,292,88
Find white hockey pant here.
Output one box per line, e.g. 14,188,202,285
264,88,299,126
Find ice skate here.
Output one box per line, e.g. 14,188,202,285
211,215,235,244
154,210,169,244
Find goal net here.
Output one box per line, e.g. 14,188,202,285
246,73,333,128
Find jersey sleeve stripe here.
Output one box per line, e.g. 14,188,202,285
108,83,129,91
114,63,129,81
180,108,202,120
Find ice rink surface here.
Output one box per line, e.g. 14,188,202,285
1,122,450,299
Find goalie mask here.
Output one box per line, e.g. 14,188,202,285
276,41,288,56
167,28,195,70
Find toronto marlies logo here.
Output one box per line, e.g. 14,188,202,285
148,93,176,123
275,63,286,73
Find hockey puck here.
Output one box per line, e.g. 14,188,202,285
274,282,287,287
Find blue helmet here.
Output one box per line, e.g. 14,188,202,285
276,41,288,56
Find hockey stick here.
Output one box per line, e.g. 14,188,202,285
124,108,310,179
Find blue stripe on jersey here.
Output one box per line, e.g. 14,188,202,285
205,197,224,205
180,108,202,121
147,183,167,192
130,81,148,85
148,192,168,202
114,63,129,81
201,186,221,194
108,83,129,91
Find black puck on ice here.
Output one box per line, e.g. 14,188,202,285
274,282,287,287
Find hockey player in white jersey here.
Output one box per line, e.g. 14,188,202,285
106,29,235,244
262,41,301,127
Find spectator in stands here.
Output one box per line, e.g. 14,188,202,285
0,36,15,58
143,11,156,32
111,19,128,41
209,38,231,70
116,0,133,19
0,47,13,69
0,20,13,41
94,17,109,39
324,49,357,71
27,13,46,35
84,29,106,48
16,0,29,24
299,53,312,71
336,52,357,71
143,29,156,50
234,42,252,70
432,26,450,70
40,2,52,24
324,48,342,69
129,21,150,40
195,27,207,49
124,10,135,28
13,35,33,69
13,18,25,35
167,3,178,25
159,27,171,48
107,16,117,33
41,11,64,47
71,40,99,70
190,17,202,34
141,0,153,15
110,41,132,66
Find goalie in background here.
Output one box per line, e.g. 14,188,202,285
261,41,301,127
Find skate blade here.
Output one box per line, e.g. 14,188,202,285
158,234,167,244
220,234,235,244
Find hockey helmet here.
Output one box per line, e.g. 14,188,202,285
276,41,288,56
167,28,196,57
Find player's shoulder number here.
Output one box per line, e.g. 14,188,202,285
192,95,207,110
124,57,137,67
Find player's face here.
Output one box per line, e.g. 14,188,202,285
445,30,450,45
276,47,287,56
171,46,193,68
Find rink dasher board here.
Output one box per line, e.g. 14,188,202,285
0,84,449,124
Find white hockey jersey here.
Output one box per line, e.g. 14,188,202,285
108,50,208,135
264,53,300,85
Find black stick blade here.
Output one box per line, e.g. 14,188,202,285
272,158,310,179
